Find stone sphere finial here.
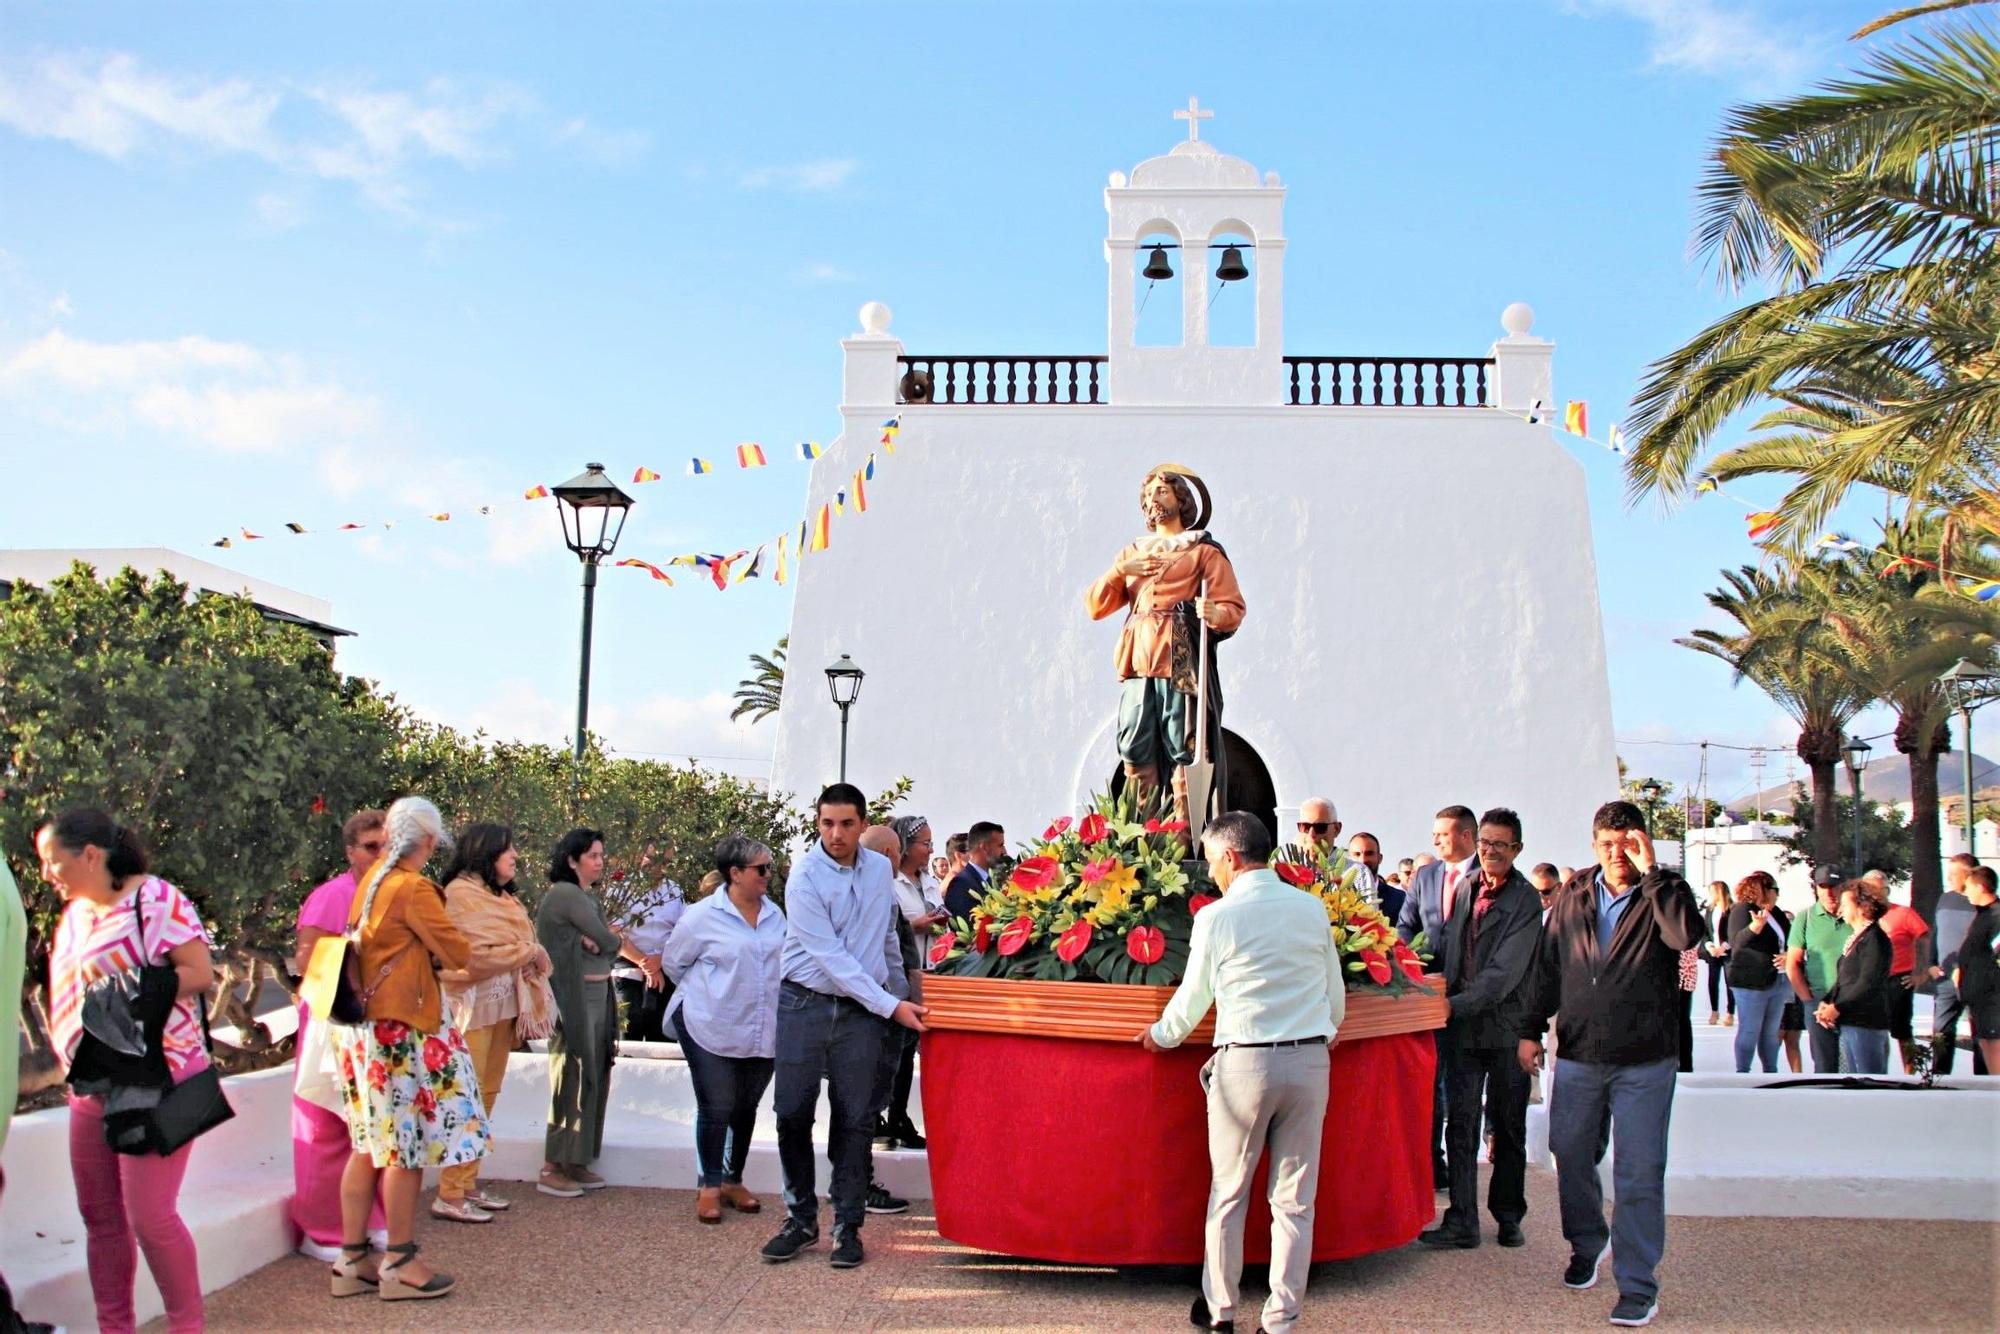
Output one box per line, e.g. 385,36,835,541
1108,170,1128,188
859,301,893,335
1501,302,1535,336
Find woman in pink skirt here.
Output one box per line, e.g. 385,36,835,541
290,809,389,1259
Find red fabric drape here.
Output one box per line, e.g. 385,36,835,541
920,1029,1436,1265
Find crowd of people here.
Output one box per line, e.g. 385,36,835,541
8,790,1998,1333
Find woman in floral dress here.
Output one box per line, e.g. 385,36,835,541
329,796,490,1302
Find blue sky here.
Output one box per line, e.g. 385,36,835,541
0,0,1924,817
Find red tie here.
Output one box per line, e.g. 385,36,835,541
1442,867,1463,921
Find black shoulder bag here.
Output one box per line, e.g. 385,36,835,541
103,890,235,1156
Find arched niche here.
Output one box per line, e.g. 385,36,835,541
1133,220,1183,348
1205,220,1258,349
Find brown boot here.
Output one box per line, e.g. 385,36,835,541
1123,761,1160,806
718,1183,761,1214
696,1187,723,1224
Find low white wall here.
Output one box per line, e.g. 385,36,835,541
0,1051,929,1332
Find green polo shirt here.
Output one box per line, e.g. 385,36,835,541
1787,900,1852,997
1,859,25,1153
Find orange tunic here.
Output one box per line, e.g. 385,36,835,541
1084,535,1246,681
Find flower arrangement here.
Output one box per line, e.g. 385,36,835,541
931,792,1434,995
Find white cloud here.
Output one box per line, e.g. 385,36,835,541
1564,0,1824,90
738,157,856,192
0,51,645,221
48,291,73,317
254,189,309,230
552,116,650,167
798,261,856,284
0,327,379,454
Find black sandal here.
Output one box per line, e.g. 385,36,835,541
378,1241,456,1301
329,1242,378,1298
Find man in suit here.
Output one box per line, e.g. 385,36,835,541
942,821,1004,921
1347,831,1403,925
1420,808,1541,1250
1398,805,1478,1189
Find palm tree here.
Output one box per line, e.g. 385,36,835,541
730,636,787,723
1679,565,1869,869
1624,11,2000,550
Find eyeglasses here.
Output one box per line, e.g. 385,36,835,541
356,840,385,855
1297,822,1332,834
740,862,773,877
1477,839,1519,853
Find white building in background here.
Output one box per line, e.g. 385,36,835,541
769,112,1619,863
0,547,352,651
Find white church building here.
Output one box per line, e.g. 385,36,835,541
770,109,1619,865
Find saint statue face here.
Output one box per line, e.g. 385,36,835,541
1140,472,1197,530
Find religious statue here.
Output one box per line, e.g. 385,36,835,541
1084,464,1246,827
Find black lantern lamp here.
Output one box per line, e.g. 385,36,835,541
1843,735,1873,872
825,655,866,783
552,463,635,775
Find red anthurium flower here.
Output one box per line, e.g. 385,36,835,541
1126,925,1166,964
1273,862,1318,888
1144,817,1163,834
1043,816,1073,840
973,920,992,953
1161,819,1188,834
1189,894,1219,915
1011,855,1059,891
1078,812,1109,844
1361,949,1392,984
1055,919,1093,963
1392,940,1419,961
1398,954,1428,982
928,933,956,966
998,916,1035,956
1079,856,1118,883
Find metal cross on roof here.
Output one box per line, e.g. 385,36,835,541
1173,96,1213,143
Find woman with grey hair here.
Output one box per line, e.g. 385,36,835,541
660,833,786,1224
329,796,490,1302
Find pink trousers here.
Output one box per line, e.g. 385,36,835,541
67,1092,204,1334
290,1095,385,1246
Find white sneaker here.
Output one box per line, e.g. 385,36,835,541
297,1237,342,1263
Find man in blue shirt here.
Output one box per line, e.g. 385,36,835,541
761,784,927,1271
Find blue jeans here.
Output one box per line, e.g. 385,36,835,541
672,1008,774,1188
1548,1056,1677,1303
773,981,888,1231
1840,1025,1889,1075
1733,982,1785,1073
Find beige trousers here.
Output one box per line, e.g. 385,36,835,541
1201,1042,1330,1334
439,1016,514,1199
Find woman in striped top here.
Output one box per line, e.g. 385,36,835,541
39,809,212,1334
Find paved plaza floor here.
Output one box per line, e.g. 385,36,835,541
163,1165,1996,1332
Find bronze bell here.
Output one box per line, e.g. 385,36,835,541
1141,244,1174,282
1215,246,1249,282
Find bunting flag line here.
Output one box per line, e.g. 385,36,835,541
634,466,662,484
615,558,674,584
1746,511,1780,541
736,443,768,469
687,458,714,476
524,484,551,499
1563,401,1588,437
797,441,823,460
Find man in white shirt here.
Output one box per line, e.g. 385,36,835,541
1139,812,1343,1334
614,877,684,1042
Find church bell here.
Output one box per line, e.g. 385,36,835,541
1214,246,1249,282
1142,244,1175,282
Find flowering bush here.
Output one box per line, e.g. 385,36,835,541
931,794,1435,995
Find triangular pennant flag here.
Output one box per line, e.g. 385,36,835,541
775,532,789,586
339,522,365,531
1746,511,1779,541
478,506,491,516
634,466,662,484
1815,533,1862,552
284,522,307,534
242,527,264,540
710,549,749,590
669,554,701,568
880,415,900,452
524,484,551,499
852,468,868,513
1606,425,1626,456
864,453,876,481
835,489,846,516
736,545,767,583
797,441,822,460
615,558,674,585
1563,401,1587,437
1526,399,1544,426
810,504,831,552
1969,580,1999,602
1695,477,1718,494
212,537,232,549
737,443,768,469
687,458,714,476
797,519,809,559
429,512,450,522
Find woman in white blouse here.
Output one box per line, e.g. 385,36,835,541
661,833,786,1225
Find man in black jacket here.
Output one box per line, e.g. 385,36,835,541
1420,807,1541,1252
1519,800,1706,1330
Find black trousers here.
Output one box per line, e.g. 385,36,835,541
1443,1042,1527,1231
1931,988,1990,1075
615,976,671,1043
1430,1033,1450,1184
1704,955,1733,1015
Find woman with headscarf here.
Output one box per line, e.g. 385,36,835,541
535,827,624,1198
328,796,490,1302
432,822,555,1223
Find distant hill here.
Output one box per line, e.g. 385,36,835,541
1727,750,1997,816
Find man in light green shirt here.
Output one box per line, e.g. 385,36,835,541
1,857,23,1154
1140,812,1343,1334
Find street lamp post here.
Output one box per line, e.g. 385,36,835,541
552,463,635,785
824,655,866,784
1844,736,1873,873
1941,658,1997,855
1638,780,1663,837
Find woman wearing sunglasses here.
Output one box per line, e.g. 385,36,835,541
661,834,787,1224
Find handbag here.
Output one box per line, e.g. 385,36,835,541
104,890,235,1156
301,868,416,1025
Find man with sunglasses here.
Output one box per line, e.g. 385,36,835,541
1420,809,1540,1252
1278,797,1341,867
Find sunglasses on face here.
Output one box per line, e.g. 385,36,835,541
740,862,773,877
1297,822,1332,834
